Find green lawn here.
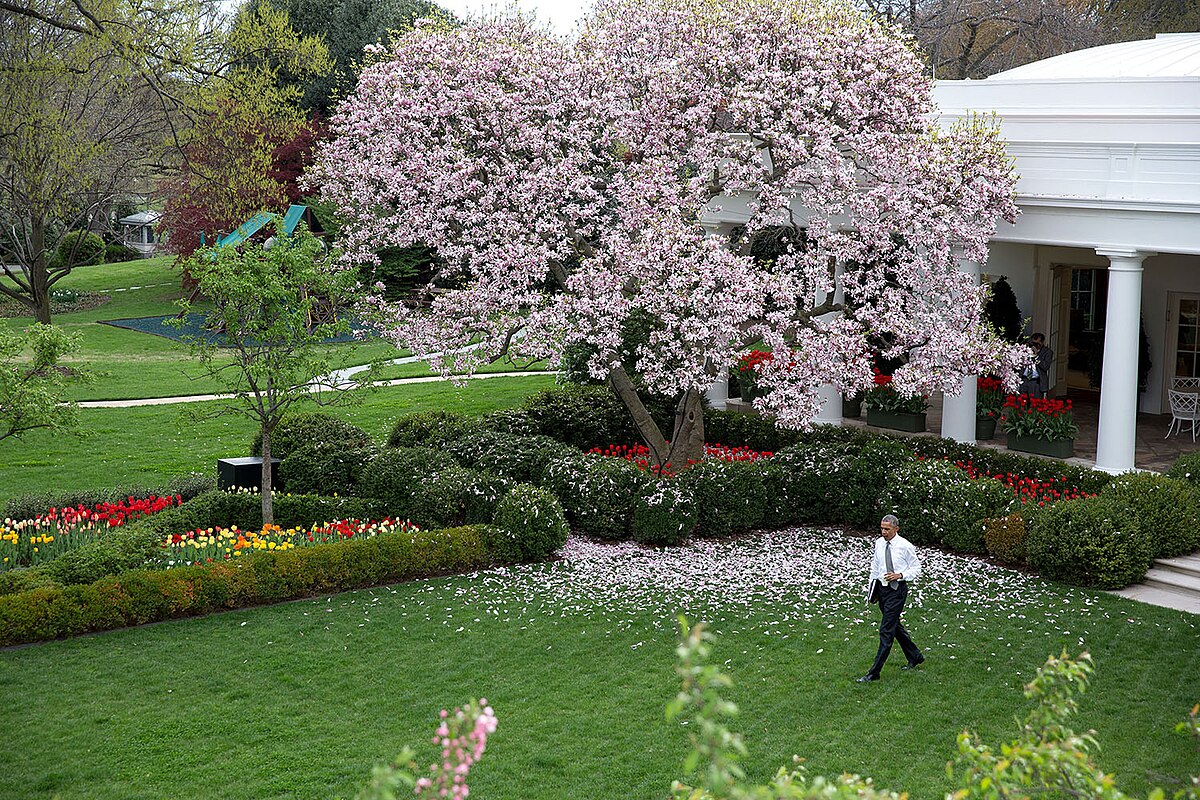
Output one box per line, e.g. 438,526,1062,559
0,528,1196,800
0,375,557,508
1,258,398,401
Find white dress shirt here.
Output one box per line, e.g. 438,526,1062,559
866,534,922,597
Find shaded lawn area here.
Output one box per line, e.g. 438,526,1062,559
0,530,1196,800
0,375,557,508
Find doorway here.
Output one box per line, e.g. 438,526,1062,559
1164,292,1200,406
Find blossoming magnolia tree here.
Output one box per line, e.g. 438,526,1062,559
310,0,1027,469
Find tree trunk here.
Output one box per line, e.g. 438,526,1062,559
260,423,275,525
607,368,707,473
30,217,52,324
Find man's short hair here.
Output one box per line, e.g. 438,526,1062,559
881,514,899,528
1031,332,1045,343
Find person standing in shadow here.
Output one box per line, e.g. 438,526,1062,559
856,514,924,683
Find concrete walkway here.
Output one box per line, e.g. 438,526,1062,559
77,370,551,408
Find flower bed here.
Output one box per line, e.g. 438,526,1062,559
927,457,1097,506
1,495,181,570
1000,394,1078,441
588,442,773,475
864,370,928,414
154,518,421,567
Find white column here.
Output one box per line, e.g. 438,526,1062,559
1094,249,1152,474
814,263,845,425
705,372,729,410
940,256,982,443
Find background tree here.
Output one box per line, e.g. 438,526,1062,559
0,323,89,443
1092,0,1200,42
172,226,366,524
984,275,1023,343
311,0,1028,471
159,2,332,258
862,0,1103,79
245,0,456,116
0,5,177,322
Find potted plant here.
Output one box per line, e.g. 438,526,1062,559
1000,394,1078,458
735,350,772,402
975,376,1004,440
842,391,863,418
863,370,928,432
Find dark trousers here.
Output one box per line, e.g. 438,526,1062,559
868,581,922,677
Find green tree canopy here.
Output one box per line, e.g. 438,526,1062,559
0,323,89,443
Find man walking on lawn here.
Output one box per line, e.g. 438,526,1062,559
857,514,924,682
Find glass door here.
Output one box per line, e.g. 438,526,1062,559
1166,293,1200,406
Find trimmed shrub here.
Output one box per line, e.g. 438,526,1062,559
55,230,105,267
0,525,500,647
937,477,1014,554
845,439,917,529
165,472,218,501
544,453,647,541
104,242,140,262
43,523,164,586
477,408,536,436
1026,496,1151,589
768,442,859,525
704,410,802,453
0,568,59,597
273,494,374,529
445,430,574,484
279,441,378,496
492,484,568,561
358,447,458,519
983,513,1028,565
1104,472,1200,559
249,412,373,459
1167,452,1200,486
388,410,474,449
909,437,1110,496
406,467,477,529
877,459,974,547
632,480,697,546
460,470,513,525
516,384,636,449
677,459,768,538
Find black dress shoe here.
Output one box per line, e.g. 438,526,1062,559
855,674,880,683
901,658,925,671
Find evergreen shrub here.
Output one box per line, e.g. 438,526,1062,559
845,439,916,528
280,442,378,496
1026,496,1151,588
104,242,139,262
358,447,457,519
1167,452,1200,486
1104,472,1200,558
677,460,767,538
543,453,646,540
55,230,105,267
632,480,697,546
491,484,568,561
446,430,573,484
249,412,373,459
983,513,1028,564
937,477,1013,554
877,459,973,547
388,410,474,449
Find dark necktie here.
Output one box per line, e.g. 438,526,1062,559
885,542,898,589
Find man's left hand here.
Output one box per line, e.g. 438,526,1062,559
884,572,902,582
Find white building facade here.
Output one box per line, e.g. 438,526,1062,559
933,32,1200,473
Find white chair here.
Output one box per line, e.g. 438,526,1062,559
1173,376,1200,391
1167,389,1200,442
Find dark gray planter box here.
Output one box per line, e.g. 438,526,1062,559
976,415,998,440
865,409,926,433
1006,433,1074,459
842,397,863,418
218,457,281,492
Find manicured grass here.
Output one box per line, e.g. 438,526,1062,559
1,258,398,401
371,355,548,381
0,529,1196,800
0,375,557,508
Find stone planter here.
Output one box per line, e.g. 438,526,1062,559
975,415,997,440
1006,432,1074,459
842,396,863,418
865,409,926,433
738,382,759,403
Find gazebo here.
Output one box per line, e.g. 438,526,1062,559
117,210,162,257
